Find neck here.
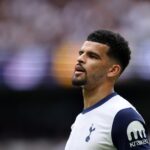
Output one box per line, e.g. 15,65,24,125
82,82,114,109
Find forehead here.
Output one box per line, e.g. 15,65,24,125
81,41,109,53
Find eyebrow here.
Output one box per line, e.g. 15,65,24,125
79,50,101,59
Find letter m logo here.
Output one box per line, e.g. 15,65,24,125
127,121,146,141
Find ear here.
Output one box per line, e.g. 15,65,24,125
107,64,121,78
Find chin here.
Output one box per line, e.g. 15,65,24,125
72,78,87,86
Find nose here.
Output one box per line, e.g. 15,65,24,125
77,53,86,64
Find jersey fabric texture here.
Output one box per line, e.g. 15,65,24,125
65,92,150,150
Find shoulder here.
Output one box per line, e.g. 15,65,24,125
102,94,137,119
111,107,150,149
113,107,144,124
105,94,136,112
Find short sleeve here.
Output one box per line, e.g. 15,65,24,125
111,108,150,150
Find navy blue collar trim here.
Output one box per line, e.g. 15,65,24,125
82,92,117,114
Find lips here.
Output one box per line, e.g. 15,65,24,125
75,64,85,72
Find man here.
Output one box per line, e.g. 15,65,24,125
65,29,150,150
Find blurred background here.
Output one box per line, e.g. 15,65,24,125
0,0,150,149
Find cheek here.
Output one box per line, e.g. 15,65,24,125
88,63,105,73
88,64,108,78
86,65,97,74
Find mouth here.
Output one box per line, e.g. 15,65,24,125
74,64,86,74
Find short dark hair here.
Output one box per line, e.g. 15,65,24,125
87,29,131,73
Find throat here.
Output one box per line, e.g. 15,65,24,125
83,86,114,109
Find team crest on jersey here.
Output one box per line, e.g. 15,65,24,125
127,121,149,148
85,124,96,142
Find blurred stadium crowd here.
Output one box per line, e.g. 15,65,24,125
0,0,150,149
0,0,150,90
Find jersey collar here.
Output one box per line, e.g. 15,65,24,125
82,92,117,114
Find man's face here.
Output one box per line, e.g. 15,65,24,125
72,41,113,88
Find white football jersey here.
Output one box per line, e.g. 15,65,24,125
65,92,150,150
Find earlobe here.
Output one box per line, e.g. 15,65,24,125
107,64,121,77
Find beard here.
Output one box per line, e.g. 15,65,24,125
72,74,87,86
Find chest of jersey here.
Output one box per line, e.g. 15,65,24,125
65,94,140,150
65,108,116,150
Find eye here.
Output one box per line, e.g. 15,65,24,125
88,52,100,59
79,50,84,56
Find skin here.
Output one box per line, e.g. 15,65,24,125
72,41,121,109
